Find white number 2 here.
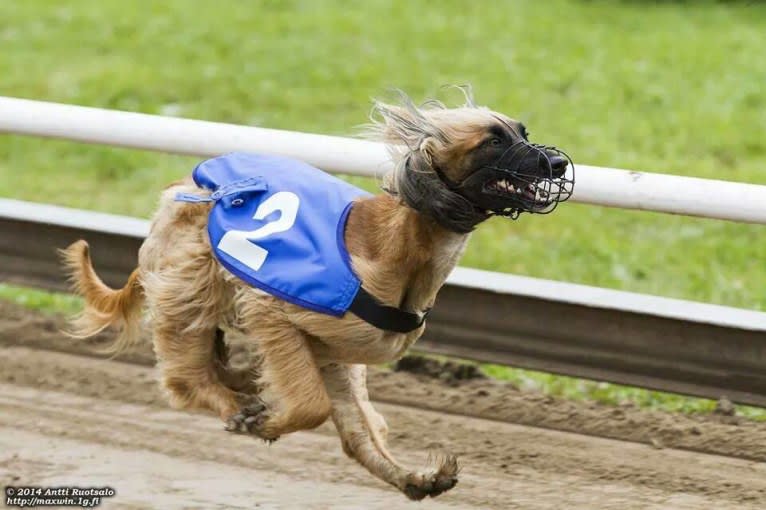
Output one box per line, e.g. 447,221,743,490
217,191,300,271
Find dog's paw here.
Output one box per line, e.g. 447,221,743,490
402,455,459,500
224,396,279,443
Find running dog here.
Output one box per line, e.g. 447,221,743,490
61,91,573,500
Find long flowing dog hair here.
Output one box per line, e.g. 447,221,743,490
366,90,491,232
60,240,145,354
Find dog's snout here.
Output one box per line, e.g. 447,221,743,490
549,155,568,177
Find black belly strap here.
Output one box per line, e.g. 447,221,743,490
349,287,430,333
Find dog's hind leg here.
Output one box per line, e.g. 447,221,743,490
224,315,332,441
212,328,261,394
153,320,246,421
321,363,458,500
144,265,248,421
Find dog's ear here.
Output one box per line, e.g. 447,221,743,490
418,137,443,166
368,98,449,167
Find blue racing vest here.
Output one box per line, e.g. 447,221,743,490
176,152,371,316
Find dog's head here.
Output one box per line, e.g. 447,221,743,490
369,91,574,232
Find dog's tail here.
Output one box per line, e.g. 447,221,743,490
60,240,145,355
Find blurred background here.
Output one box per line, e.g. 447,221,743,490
1,0,764,412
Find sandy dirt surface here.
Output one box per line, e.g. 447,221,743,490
1,301,766,509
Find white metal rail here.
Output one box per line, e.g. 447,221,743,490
1,96,766,224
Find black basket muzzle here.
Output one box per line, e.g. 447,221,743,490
444,141,575,219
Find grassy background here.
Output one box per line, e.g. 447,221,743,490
1,1,765,417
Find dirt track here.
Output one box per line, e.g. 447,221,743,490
1,301,766,509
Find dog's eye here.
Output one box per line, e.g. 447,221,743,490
487,137,502,147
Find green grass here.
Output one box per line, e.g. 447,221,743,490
1,1,765,416
0,283,82,316
1,0,764,309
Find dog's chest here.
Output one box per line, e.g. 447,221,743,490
176,152,372,316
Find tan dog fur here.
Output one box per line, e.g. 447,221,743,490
62,95,528,500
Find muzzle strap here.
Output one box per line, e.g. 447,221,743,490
392,158,490,234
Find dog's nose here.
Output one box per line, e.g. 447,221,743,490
549,155,568,177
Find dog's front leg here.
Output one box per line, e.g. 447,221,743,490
321,363,458,500
225,318,332,441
